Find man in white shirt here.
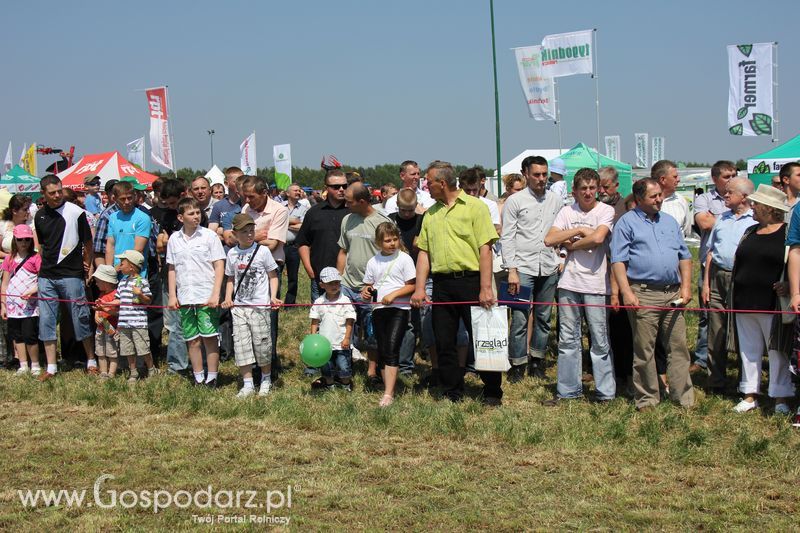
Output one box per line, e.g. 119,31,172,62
654,160,692,237
383,160,436,215
548,158,570,206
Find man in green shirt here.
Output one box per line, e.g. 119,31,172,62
411,161,502,405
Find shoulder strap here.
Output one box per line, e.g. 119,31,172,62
232,244,261,299
10,254,33,279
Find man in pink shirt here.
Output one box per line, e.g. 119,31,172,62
543,168,616,403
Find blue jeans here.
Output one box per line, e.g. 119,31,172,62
509,272,558,366
398,320,416,373
556,289,616,400
310,279,321,303
38,277,92,342
162,280,188,372
693,267,708,367
341,285,374,348
321,349,353,379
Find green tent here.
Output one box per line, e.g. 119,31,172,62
549,143,634,195
747,134,800,188
0,165,40,196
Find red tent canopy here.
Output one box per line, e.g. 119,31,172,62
58,151,160,190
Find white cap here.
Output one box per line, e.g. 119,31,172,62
319,267,342,283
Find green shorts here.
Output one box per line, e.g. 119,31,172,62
179,306,220,341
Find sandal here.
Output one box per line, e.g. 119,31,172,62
379,394,394,407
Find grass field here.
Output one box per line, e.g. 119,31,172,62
0,256,798,530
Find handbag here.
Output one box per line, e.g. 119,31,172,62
219,244,261,322
470,305,511,372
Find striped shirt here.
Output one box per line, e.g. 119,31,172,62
115,275,151,329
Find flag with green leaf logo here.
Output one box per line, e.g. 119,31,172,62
273,144,291,190
728,43,774,137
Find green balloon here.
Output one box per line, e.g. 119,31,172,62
300,334,332,367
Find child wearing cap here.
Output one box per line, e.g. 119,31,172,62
166,198,226,387
92,264,120,379
309,266,356,391
221,213,282,398
108,250,155,382
0,224,41,376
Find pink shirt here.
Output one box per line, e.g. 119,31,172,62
552,202,614,295
242,198,289,263
1,253,41,318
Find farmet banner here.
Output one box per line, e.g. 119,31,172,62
727,43,774,136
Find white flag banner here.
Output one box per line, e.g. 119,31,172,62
18,143,27,167
727,43,774,136
604,135,620,161
540,29,594,78
127,137,145,168
3,141,11,172
513,46,556,121
145,86,174,170
652,136,665,164
634,133,649,168
273,144,292,189
240,132,257,175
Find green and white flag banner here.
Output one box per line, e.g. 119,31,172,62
540,29,594,78
727,43,773,137
634,133,649,169
273,143,291,190
652,136,665,165
512,45,556,121
604,135,620,161
240,132,257,175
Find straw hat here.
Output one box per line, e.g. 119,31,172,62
748,183,788,212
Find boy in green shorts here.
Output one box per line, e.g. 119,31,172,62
166,198,226,386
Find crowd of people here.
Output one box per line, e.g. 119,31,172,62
1,157,799,423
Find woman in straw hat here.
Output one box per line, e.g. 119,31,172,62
730,184,795,415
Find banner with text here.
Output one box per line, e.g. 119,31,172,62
240,132,257,175
651,136,665,164
727,43,774,136
540,29,594,78
604,135,620,161
127,137,145,169
634,133,649,168
273,144,292,190
513,46,556,121
145,86,174,170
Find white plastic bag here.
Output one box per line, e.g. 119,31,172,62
470,305,511,372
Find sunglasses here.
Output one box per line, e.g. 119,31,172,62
327,183,347,190
16,238,32,242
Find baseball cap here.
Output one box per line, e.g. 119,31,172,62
13,224,33,239
319,267,342,283
121,176,147,191
92,264,119,285
231,213,256,231
84,174,101,185
115,249,145,269
549,158,567,176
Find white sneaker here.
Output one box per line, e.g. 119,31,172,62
351,346,366,361
258,382,271,397
15,367,29,376
774,403,791,416
236,387,255,399
30,367,41,376
733,399,758,413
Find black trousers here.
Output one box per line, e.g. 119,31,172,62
609,307,633,379
372,307,409,368
283,244,300,305
431,274,503,401
147,264,164,365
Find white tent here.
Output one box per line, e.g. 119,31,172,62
205,165,225,186
487,149,564,196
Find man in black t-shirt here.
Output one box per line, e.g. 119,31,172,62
34,175,97,381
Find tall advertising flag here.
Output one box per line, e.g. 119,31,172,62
727,43,774,137
21,143,37,176
513,46,556,121
540,29,594,78
634,133,649,168
273,144,292,190
127,137,145,169
240,132,257,175
145,86,174,170
604,135,620,161
18,143,27,167
652,136,665,164
3,141,12,172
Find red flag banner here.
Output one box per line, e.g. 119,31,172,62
145,86,174,170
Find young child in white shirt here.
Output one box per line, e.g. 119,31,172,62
309,267,356,392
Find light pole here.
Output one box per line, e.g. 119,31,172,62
207,129,215,167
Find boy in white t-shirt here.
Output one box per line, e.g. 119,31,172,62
543,168,616,403
222,214,282,398
309,267,356,391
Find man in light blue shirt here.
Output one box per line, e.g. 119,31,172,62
106,181,152,276
701,177,756,394
611,178,694,410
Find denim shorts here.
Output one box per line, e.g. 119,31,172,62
321,349,353,380
38,277,93,342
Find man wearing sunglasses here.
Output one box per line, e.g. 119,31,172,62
500,155,562,382
296,169,349,302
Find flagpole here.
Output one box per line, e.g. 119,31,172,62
142,135,147,172
592,28,601,169
489,0,502,196
773,41,779,143
166,85,178,178
554,79,563,154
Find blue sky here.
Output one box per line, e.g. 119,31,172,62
2,0,798,172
